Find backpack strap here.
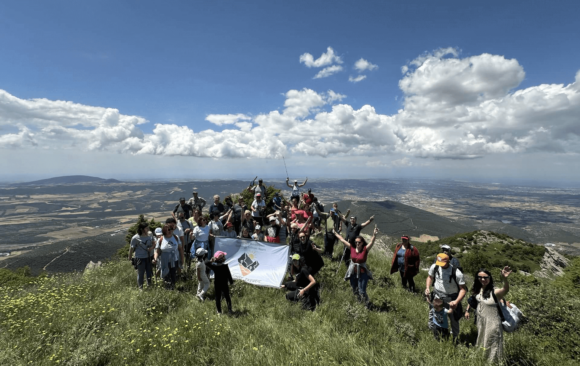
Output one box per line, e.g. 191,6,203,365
437,265,460,286
491,291,506,322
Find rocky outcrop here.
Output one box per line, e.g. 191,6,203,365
534,248,569,278
84,261,102,272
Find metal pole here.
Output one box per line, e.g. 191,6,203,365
282,156,289,179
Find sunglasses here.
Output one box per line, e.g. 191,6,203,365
477,276,490,280
299,236,306,239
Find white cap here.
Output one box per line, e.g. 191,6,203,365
441,244,451,251
255,225,261,230
154,228,163,236
269,216,276,221
196,248,207,256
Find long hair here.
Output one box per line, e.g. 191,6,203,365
137,222,149,236
471,268,494,299
355,236,368,247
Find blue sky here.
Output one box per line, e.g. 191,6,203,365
1,0,580,183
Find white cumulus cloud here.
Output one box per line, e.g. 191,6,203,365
313,65,343,79
299,47,342,68
2,50,580,162
349,75,367,83
354,58,378,72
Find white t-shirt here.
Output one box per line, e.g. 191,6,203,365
173,225,184,240
192,225,210,242
251,200,266,217
428,264,465,295
209,220,224,237
292,184,300,197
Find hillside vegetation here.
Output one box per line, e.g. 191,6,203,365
412,230,547,275
1,230,580,365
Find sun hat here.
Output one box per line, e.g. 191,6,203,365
435,253,450,267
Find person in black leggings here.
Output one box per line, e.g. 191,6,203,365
205,251,234,315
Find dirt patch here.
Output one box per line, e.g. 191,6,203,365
411,234,439,243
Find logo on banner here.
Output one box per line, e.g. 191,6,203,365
238,252,260,276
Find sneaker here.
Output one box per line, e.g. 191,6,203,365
197,294,204,302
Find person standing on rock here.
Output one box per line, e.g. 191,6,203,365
425,253,467,342
128,222,154,289
390,235,420,293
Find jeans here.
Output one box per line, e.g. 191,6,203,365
349,271,369,300
136,258,153,288
399,270,415,292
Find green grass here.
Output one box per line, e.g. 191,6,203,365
1,235,579,365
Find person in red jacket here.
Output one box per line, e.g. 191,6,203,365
390,235,420,293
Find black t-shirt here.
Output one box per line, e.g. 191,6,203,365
292,239,324,275
345,222,363,245
205,261,234,286
173,203,193,219
209,203,225,216
295,267,312,288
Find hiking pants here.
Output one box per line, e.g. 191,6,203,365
215,284,232,313
349,272,369,301
136,259,153,288
163,261,178,289
432,326,450,341
432,292,460,339
197,278,210,298
399,270,415,292
324,235,336,257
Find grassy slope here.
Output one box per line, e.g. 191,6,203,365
1,235,579,366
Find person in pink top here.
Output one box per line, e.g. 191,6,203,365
334,226,379,304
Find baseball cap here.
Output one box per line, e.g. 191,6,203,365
255,225,261,230
196,248,207,256
256,193,261,197
214,251,227,258
179,197,185,201
435,253,450,267
401,235,410,241
350,216,357,220
225,222,233,228
294,179,297,183
292,254,300,261
441,244,451,251
269,216,276,221
154,228,163,236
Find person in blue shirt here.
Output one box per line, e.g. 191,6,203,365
272,192,283,211
428,297,453,341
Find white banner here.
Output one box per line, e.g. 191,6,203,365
214,237,290,288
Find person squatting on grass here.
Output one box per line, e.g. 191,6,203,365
195,248,210,301
427,297,453,341
281,254,319,310
128,222,154,289
471,266,512,364
334,227,379,304
205,251,234,315
425,253,468,342
390,235,420,293
153,224,181,289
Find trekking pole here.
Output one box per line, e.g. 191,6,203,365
336,245,347,275
282,156,289,179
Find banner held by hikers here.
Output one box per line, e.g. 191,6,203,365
214,237,289,288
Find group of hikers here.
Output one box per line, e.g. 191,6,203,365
128,178,519,364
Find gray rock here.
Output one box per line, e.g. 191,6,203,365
84,260,102,272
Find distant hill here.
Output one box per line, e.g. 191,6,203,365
337,200,476,239
13,175,121,186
